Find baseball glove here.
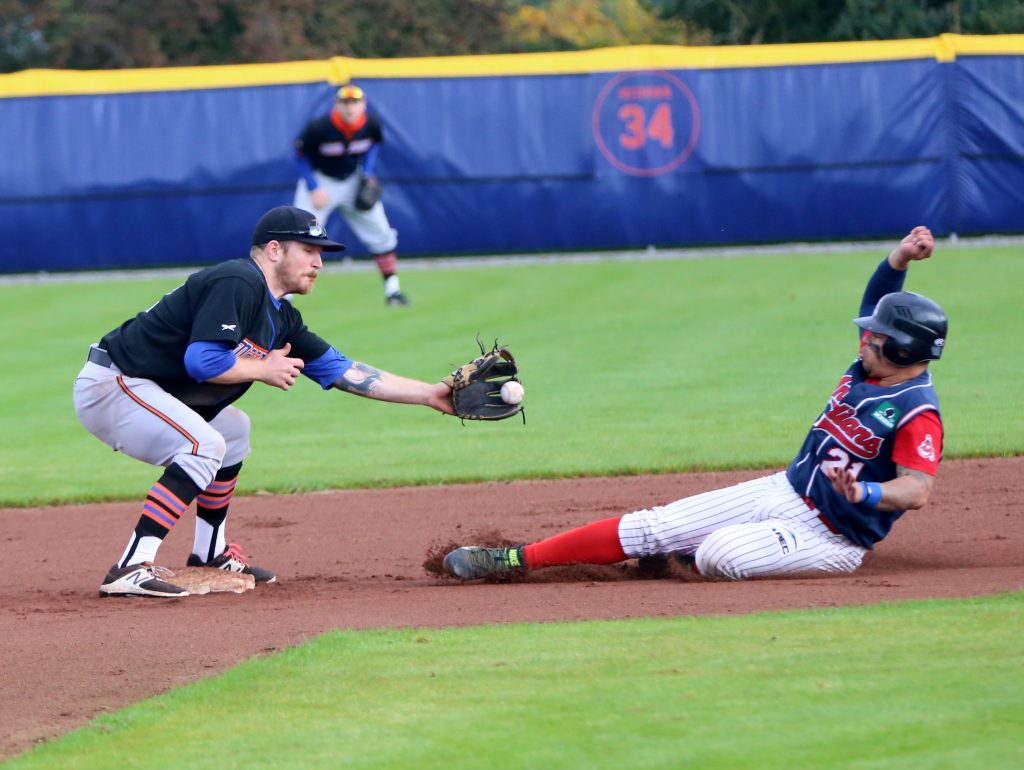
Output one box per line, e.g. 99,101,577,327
354,175,382,211
444,340,524,422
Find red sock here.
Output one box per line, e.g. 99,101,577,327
523,516,626,568
373,251,398,277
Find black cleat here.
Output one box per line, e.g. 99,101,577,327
187,543,276,583
385,292,411,307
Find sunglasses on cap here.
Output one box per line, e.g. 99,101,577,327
266,222,328,239
336,85,365,103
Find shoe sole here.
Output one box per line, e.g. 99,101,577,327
187,558,277,584
99,586,189,598
224,567,277,584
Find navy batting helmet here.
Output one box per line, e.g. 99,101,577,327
854,291,947,366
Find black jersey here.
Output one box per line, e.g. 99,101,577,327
100,259,331,420
294,112,383,180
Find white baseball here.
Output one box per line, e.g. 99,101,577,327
500,380,524,405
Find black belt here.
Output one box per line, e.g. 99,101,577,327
87,347,114,367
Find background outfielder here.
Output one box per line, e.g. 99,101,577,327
444,226,947,581
75,206,455,598
293,83,409,306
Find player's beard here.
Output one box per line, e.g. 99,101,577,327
291,270,318,295
861,341,886,376
277,260,318,296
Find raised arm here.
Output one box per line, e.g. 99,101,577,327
859,226,935,318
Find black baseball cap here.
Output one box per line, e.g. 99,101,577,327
251,206,345,251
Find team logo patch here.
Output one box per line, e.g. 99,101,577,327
221,324,237,331
233,338,268,360
871,401,902,429
917,434,936,462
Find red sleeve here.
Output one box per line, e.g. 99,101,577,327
892,410,943,475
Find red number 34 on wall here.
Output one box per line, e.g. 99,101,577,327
618,103,675,150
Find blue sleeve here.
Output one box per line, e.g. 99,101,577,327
859,257,907,318
294,153,318,189
302,347,353,389
184,340,236,382
362,144,380,177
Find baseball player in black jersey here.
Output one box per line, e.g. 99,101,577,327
444,227,948,581
75,206,455,597
294,84,409,306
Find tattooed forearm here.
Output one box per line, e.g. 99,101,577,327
333,362,384,396
881,465,935,510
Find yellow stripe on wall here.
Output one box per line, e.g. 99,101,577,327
3,34,1023,99
0,58,336,97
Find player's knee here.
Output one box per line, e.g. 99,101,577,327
221,411,251,467
618,509,666,557
173,429,228,489
202,432,228,465
695,524,799,580
694,529,751,580
213,407,251,457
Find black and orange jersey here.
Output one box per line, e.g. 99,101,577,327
100,259,330,420
294,110,384,181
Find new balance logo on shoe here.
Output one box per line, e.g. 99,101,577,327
186,543,277,584
99,563,188,598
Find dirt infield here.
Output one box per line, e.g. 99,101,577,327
1,456,1021,759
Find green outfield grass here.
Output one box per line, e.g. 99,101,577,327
7,593,1022,770
0,243,1021,506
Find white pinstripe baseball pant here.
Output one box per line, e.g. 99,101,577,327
618,472,867,580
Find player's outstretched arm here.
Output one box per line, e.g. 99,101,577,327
332,362,455,414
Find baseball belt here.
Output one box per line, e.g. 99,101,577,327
87,346,114,367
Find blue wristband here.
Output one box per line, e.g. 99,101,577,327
860,481,883,508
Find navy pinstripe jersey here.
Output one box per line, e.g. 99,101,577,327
785,361,942,549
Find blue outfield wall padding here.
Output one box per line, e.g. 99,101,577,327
1,38,1023,273
951,56,1024,233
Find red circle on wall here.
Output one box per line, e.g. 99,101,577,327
592,70,701,177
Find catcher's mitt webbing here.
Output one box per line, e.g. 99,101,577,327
446,340,524,422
